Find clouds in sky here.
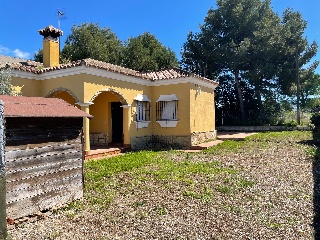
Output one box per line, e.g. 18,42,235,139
13,49,30,59
0,45,30,59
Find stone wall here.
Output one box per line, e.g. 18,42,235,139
90,133,108,146
191,130,217,145
131,135,191,150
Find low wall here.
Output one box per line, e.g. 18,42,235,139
90,133,108,146
131,135,191,150
217,126,312,132
131,130,217,150
191,130,217,145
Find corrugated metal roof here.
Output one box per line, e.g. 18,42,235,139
0,95,92,118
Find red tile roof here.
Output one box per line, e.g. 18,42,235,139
0,95,92,118
7,57,218,85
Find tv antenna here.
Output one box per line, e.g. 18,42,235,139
56,9,67,30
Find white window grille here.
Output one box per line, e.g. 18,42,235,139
136,101,150,121
156,100,178,120
134,94,151,123
156,94,179,121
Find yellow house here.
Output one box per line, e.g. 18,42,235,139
5,26,218,153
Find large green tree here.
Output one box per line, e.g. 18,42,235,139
34,23,178,72
61,23,123,65
181,0,318,124
182,0,279,122
122,32,178,72
277,9,318,123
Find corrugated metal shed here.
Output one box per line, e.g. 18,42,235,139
0,95,92,118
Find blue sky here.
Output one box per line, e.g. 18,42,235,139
0,0,319,71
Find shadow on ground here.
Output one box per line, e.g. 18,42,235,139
303,137,320,239
313,145,320,239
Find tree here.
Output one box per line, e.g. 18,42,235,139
61,23,123,65
277,9,318,123
34,49,43,63
181,0,318,125
182,0,279,122
34,23,179,72
0,68,18,96
122,32,178,72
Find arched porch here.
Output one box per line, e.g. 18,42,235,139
78,89,131,153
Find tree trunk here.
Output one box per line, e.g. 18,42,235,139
234,69,246,122
255,82,263,121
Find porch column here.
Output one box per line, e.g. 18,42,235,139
122,105,131,147
77,102,93,154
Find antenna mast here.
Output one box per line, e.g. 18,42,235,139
56,9,66,62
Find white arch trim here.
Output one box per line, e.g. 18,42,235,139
46,87,80,103
90,88,129,105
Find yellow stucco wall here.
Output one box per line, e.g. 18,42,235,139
89,92,118,139
11,72,216,147
151,83,191,136
81,76,154,139
43,40,60,67
12,77,41,97
190,85,215,133
40,75,84,101
50,91,78,106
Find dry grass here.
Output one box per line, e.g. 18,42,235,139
8,131,319,239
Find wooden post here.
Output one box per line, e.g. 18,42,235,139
0,100,8,240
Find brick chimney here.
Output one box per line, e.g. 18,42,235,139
38,25,63,67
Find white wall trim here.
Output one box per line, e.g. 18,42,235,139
134,121,151,128
76,102,93,107
156,120,179,128
134,94,151,102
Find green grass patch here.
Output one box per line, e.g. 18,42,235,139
203,140,246,154
247,131,312,142
85,151,159,182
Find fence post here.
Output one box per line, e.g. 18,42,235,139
0,101,7,240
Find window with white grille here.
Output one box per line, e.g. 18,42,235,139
156,94,179,126
136,101,150,121
156,100,178,120
134,94,151,127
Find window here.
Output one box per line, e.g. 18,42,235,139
134,94,151,128
136,101,150,121
156,101,178,120
156,94,179,127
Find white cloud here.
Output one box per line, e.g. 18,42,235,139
0,45,10,54
0,45,31,59
13,49,30,59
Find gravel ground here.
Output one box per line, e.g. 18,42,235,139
8,132,319,239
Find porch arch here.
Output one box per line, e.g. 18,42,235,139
46,87,80,104
90,88,129,105
89,88,130,147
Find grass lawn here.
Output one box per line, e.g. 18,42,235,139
9,131,319,239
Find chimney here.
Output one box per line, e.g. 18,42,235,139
38,25,63,68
